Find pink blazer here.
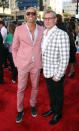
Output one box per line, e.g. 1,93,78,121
12,23,44,71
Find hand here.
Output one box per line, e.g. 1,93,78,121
52,76,59,82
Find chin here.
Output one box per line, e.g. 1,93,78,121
46,26,51,28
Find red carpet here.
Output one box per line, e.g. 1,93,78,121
0,55,79,131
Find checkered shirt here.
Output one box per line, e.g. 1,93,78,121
41,26,70,80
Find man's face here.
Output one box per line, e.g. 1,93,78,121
26,8,37,24
43,12,57,29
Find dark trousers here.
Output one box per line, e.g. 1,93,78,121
3,46,9,68
8,52,18,81
0,63,4,82
45,76,65,115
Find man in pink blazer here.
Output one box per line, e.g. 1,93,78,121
12,7,43,123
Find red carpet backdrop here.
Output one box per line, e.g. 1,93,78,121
0,55,79,131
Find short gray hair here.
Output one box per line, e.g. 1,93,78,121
43,10,57,18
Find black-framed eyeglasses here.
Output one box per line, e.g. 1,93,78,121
43,17,56,20
26,12,36,16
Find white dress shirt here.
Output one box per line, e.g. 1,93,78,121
26,23,38,44
41,26,56,54
26,23,38,62
1,26,7,43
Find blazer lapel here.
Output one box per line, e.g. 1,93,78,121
43,26,57,54
33,25,43,45
23,24,33,45
23,24,43,46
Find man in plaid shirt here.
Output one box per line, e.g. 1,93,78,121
41,10,70,125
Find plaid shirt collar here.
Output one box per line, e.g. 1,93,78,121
44,25,57,36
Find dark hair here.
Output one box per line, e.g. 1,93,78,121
56,14,62,23
7,23,15,35
67,21,75,32
0,21,5,26
13,21,18,25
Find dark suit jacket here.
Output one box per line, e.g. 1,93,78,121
0,33,8,65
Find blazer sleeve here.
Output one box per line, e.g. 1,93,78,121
54,31,70,80
12,27,20,67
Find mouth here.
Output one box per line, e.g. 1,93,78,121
29,18,33,20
